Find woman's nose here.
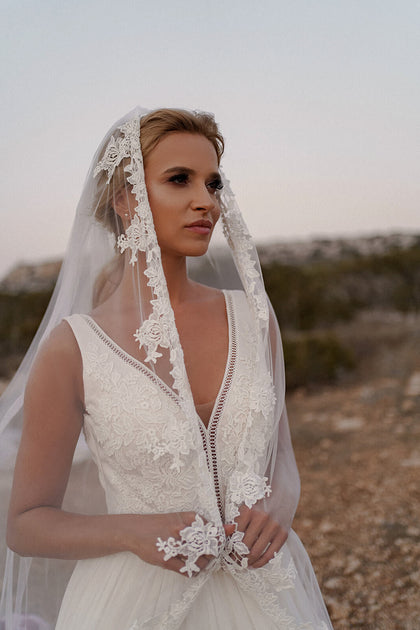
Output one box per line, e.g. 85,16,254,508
192,186,216,211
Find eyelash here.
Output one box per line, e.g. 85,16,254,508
168,173,224,192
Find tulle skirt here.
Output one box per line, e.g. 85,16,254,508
55,531,332,630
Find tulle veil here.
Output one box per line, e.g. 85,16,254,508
0,106,332,629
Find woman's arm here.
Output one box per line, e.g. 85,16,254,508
7,321,86,557
6,322,210,574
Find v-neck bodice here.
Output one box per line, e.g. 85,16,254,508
64,290,267,521
81,289,235,432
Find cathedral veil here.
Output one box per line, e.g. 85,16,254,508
0,107,331,629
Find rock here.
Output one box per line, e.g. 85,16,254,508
333,417,365,432
401,452,420,467
319,438,333,449
319,519,335,534
324,596,351,620
344,556,361,575
300,518,314,529
407,527,420,537
324,577,343,590
401,398,415,412
405,372,420,397
410,571,420,586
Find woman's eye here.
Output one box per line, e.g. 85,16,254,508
207,179,224,192
168,173,189,185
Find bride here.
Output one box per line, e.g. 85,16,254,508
1,107,333,629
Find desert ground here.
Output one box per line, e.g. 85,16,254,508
290,312,420,629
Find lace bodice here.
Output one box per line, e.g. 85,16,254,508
65,290,270,520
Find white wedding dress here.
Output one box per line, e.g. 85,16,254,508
55,290,332,630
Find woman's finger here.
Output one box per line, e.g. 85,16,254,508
224,523,236,537
233,505,252,533
249,529,288,569
241,510,269,551
165,556,191,575
196,554,213,570
247,520,280,566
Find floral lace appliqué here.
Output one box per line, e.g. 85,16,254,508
228,470,272,509
93,120,133,183
222,529,250,569
220,173,269,328
156,515,225,578
118,214,148,266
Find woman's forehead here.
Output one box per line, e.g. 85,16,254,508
145,132,219,173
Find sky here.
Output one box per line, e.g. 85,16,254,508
1,0,419,278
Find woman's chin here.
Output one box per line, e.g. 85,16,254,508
160,238,211,259
186,244,211,258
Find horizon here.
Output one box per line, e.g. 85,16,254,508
2,228,419,283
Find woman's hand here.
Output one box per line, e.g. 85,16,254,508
123,511,214,576
227,505,288,569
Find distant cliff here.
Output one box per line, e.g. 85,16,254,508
0,260,62,294
257,232,420,266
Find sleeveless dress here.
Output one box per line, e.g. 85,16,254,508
56,290,332,630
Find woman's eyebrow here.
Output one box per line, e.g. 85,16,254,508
162,166,221,179
163,166,195,175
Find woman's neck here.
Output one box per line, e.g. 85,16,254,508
115,252,192,308
160,253,191,306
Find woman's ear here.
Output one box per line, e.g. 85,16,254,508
113,188,131,219
113,189,138,231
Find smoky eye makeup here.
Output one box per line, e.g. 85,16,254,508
207,176,223,191
165,168,223,191
168,172,189,184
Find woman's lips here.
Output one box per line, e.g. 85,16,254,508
185,225,211,234
185,220,212,235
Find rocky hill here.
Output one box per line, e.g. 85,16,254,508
257,232,420,266
0,259,62,293
1,232,419,293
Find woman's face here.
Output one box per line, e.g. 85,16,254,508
143,132,222,258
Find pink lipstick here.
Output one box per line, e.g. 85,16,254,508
185,220,212,235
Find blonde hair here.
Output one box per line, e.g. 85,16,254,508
140,108,224,164
93,108,224,306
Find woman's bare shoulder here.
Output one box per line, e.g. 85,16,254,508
38,319,80,359
26,320,84,404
